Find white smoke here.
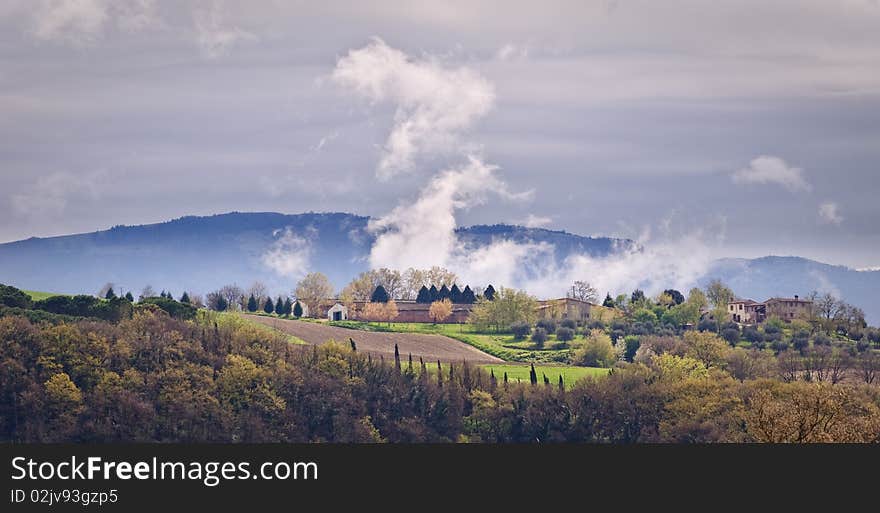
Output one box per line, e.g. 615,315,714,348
331,37,495,179
261,227,312,280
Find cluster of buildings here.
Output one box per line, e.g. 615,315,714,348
727,295,814,325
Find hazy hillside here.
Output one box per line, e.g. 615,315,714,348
0,212,625,298
702,256,880,324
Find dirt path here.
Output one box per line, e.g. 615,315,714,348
243,315,503,364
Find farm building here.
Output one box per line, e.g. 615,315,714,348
326,303,348,321
537,298,592,322
727,295,813,325
348,301,474,323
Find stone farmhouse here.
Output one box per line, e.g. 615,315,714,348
728,295,813,325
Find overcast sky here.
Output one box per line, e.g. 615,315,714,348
1,0,878,269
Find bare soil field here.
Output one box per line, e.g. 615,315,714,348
242,315,503,364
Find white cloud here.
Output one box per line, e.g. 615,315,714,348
519,214,552,228
32,0,110,44
818,201,844,225
495,42,530,61
10,170,105,218
731,156,811,193
332,38,495,178
193,0,257,59
261,227,312,279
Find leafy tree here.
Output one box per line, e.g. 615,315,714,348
371,285,390,303
467,287,538,332
247,294,258,312
264,297,274,314
216,295,229,312
571,329,615,367
560,318,577,330
721,327,741,346
429,299,453,324
510,322,531,340
556,327,575,342
602,293,615,308
631,289,646,305
483,285,496,301
663,289,685,305
531,328,548,348
705,279,735,309
293,301,303,318
536,319,557,333
295,273,334,318
450,284,463,303
623,336,640,362
416,286,431,304
461,286,476,304
0,284,33,309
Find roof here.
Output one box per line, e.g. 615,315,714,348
765,297,813,304
729,299,759,305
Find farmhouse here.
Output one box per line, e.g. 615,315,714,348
537,297,592,322
348,300,473,323
727,295,813,325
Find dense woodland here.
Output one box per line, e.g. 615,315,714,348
2,282,879,442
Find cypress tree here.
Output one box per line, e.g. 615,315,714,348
416,286,431,304
283,298,292,316
124,291,134,302
461,285,476,304
437,360,443,387
543,373,550,385
180,292,191,304
503,371,508,388
450,284,463,303
247,294,258,312
489,369,497,390
529,363,538,385
293,301,303,318
603,293,615,308
558,375,565,392
438,284,451,301
349,338,357,352
104,287,116,300
371,285,390,303
484,284,496,301
394,343,401,371
275,296,284,315
408,353,413,372
429,285,439,302
263,297,274,314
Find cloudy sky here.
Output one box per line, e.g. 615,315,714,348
1,0,879,269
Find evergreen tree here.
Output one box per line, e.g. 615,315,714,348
180,292,190,304
283,298,293,316
603,293,615,308
217,296,228,312
543,373,550,385
484,284,496,301
429,285,439,302
438,284,451,301
450,284,463,303
247,294,258,312
275,296,284,315
416,286,431,304
408,353,413,372
394,344,401,371
558,375,564,392
503,371,508,386
104,287,116,300
437,360,443,387
529,363,538,385
371,285,390,303
264,297,274,314
349,338,357,352
489,369,497,390
461,285,476,304
293,301,303,318
124,291,134,302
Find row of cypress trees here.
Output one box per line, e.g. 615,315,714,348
412,284,495,304
245,295,303,317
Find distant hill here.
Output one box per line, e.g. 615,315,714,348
0,212,626,299
701,256,880,324
1,213,876,324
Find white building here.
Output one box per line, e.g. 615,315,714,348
327,303,348,321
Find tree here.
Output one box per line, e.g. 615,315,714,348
556,327,575,342
264,297,274,314
529,363,538,385
461,286,476,304
467,287,538,332
372,268,403,300
416,286,431,304
687,288,708,310
438,285,451,301
139,285,155,301
295,273,334,318
602,293,615,308
342,273,375,302
567,281,598,303
571,330,615,367
275,296,284,315
531,328,548,348
219,284,244,311
216,296,228,312
705,279,735,309
483,285,496,301
429,299,453,324
510,322,531,340
283,298,293,316
630,289,646,305
247,295,258,312
104,287,117,300
371,285,390,303
663,289,685,305
293,301,303,318
179,292,191,304
246,281,268,306
450,284,463,303
98,282,116,299
124,291,134,302
428,285,439,302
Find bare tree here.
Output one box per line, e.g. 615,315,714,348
295,272,334,318
188,293,205,309
139,285,156,301
425,266,458,289
567,281,598,303
857,351,879,384
218,284,244,311
372,268,403,300
401,268,428,300
246,281,269,305
777,349,802,383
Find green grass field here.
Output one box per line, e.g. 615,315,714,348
24,290,65,301
480,364,608,388
327,320,574,363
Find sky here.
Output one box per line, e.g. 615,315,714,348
1,0,879,270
